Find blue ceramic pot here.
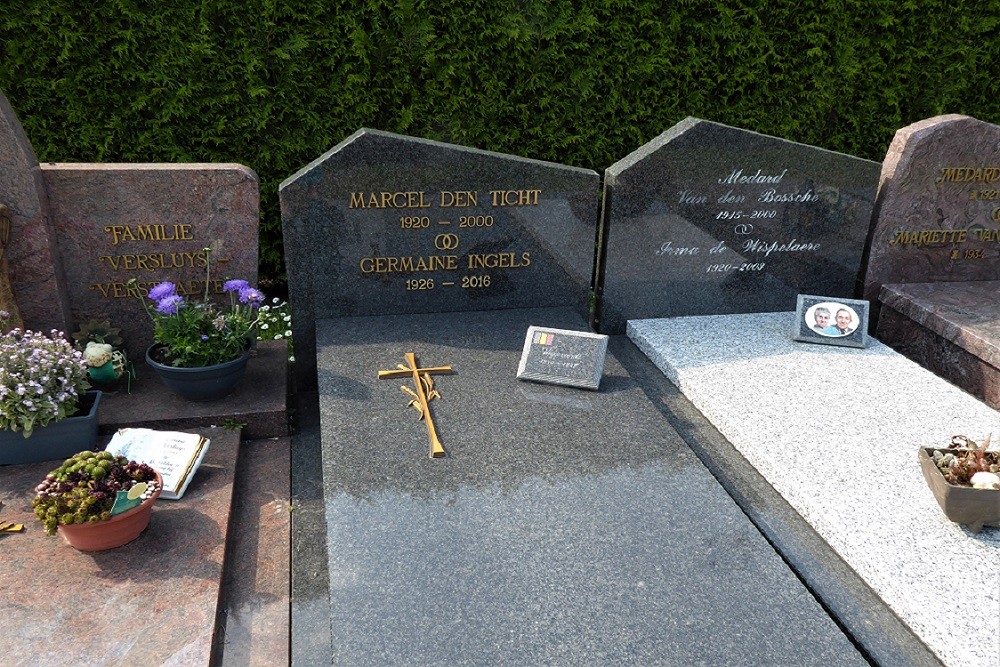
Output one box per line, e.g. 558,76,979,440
0,391,102,465
146,345,250,402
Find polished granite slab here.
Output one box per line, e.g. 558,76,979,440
0,430,240,666
99,339,289,440
629,313,1000,667
313,307,866,666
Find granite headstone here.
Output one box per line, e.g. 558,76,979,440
0,90,260,352
0,89,71,332
43,163,259,354
280,129,599,388
597,117,880,333
862,114,1000,312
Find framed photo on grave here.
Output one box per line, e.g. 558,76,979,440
793,295,869,348
516,326,609,390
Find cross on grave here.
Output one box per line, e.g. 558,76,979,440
377,352,453,458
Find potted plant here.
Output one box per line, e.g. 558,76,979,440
131,247,265,401
72,319,133,392
919,434,1000,532
32,450,162,551
0,313,100,465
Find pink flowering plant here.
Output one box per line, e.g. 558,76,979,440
131,247,264,367
0,311,90,438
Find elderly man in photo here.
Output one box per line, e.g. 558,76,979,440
833,308,855,335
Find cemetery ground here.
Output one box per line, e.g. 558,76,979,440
4,326,986,666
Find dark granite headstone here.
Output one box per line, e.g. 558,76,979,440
597,117,880,333
862,114,1000,309
516,325,608,389
0,89,71,332
280,129,599,388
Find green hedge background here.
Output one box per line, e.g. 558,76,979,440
3,1,998,286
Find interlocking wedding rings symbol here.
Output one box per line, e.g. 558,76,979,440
734,223,754,235
434,233,459,250
992,208,1000,222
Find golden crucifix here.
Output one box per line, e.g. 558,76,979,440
377,352,453,458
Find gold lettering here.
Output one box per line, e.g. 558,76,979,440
489,189,542,207
350,192,365,208
440,191,477,207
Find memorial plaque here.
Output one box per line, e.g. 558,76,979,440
597,117,880,333
516,325,608,389
280,129,599,388
861,114,1000,315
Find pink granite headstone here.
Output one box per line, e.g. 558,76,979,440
0,90,72,332
43,164,260,355
862,114,1000,304
0,90,260,354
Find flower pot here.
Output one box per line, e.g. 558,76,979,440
57,473,163,552
146,344,249,402
918,447,1000,532
0,391,102,465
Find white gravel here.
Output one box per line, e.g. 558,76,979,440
629,312,1000,667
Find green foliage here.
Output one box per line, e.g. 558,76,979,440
3,1,1000,286
132,248,263,367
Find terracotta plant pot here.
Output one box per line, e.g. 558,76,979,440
57,473,163,552
918,448,1000,532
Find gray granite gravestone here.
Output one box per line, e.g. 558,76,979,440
280,129,599,389
597,117,880,333
285,132,887,665
861,114,1000,409
0,90,72,332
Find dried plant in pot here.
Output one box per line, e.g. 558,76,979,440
919,435,1000,532
32,450,162,551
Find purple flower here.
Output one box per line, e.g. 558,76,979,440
148,282,177,301
155,295,185,315
238,287,264,308
223,279,250,293
200,334,209,341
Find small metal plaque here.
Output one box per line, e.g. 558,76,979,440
516,326,609,390
792,294,869,349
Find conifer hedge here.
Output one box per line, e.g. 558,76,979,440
3,1,998,284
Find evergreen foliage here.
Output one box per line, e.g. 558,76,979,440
3,1,999,284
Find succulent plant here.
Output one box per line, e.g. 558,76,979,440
32,450,158,536
71,319,124,349
932,435,1000,488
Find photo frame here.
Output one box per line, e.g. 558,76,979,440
792,294,869,348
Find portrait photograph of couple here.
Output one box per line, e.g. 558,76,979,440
793,295,869,348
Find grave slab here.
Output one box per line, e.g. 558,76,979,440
281,129,599,389
877,281,1000,410
629,312,1000,667
314,306,866,666
597,117,880,333
99,339,289,440
0,429,240,666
